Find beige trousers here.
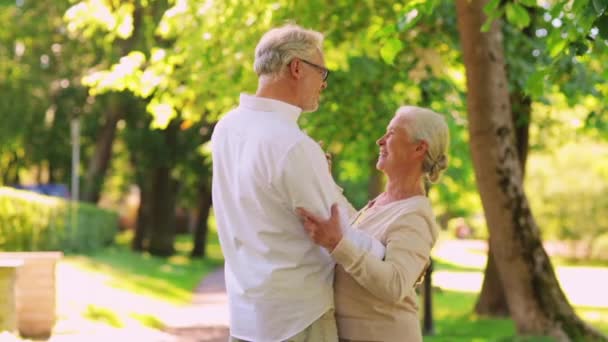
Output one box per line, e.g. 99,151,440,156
230,309,338,342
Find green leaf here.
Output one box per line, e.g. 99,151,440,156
570,41,589,56
379,38,403,64
525,70,545,98
550,2,567,18
483,0,501,16
572,0,590,13
481,8,503,32
549,39,568,57
506,3,531,29
376,24,397,38
593,0,608,15
518,0,537,7
594,14,608,39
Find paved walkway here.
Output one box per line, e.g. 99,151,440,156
44,265,230,342
163,267,230,341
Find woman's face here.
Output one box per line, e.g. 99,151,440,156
376,114,424,175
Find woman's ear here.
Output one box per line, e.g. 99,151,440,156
416,140,429,155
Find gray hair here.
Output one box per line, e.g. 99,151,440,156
254,24,324,77
396,106,450,183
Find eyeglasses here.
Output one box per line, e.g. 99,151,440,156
299,58,330,81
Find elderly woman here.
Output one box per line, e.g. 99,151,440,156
297,105,449,342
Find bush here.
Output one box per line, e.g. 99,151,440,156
526,142,608,242
591,233,608,261
0,187,118,253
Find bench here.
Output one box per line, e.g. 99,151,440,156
0,252,62,339
0,259,23,333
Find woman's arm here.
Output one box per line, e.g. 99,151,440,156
297,207,434,303
331,215,433,303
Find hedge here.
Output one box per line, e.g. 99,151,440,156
0,187,118,253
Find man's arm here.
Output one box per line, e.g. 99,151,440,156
273,138,385,259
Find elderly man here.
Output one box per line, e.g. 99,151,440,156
211,24,385,342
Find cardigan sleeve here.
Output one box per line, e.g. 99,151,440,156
330,213,434,303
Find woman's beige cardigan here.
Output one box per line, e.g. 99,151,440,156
331,196,439,342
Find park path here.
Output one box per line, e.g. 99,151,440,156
162,266,230,342
43,265,230,342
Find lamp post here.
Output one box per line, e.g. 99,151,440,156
69,117,80,248
422,258,434,335
70,117,80,202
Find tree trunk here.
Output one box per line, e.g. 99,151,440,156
191,181,212,258
455,1,606,340
475,251,509,316
476,90,532,317
2,152,20,185
132,175,150,251
510,92,531,175
476,9,535,315
146,122,179,257
146,165,178,256
82,102,122,203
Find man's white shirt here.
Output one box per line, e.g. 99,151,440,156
211,94,385,342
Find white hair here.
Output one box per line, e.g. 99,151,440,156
396,106,450,183
253,24,324,77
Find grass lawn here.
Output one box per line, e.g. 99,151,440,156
426,244,608,341
63,227,224,305
425,288,608,341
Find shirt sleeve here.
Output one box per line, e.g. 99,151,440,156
334,184,357,219
273,138,385,259
330,213,435,303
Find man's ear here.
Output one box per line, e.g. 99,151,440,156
289,58,303,79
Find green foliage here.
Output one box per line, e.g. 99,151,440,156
593,0,608,15
0,187,118,252
594,13,608,39
505,2,531,29
3,0,606,255
379,38,403,64
526,142,608,241
0,1,106,186
482,0,504,32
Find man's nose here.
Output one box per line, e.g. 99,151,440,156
321,80,327,90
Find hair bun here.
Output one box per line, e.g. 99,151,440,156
427,154,448,183
435,154,448,171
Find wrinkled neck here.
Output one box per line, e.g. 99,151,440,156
256,75,300,109
379,173,425,205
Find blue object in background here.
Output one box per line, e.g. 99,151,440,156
11,184,70,199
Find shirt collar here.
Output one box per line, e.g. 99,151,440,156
239,93,302,121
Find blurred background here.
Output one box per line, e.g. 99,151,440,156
0,0,607,341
